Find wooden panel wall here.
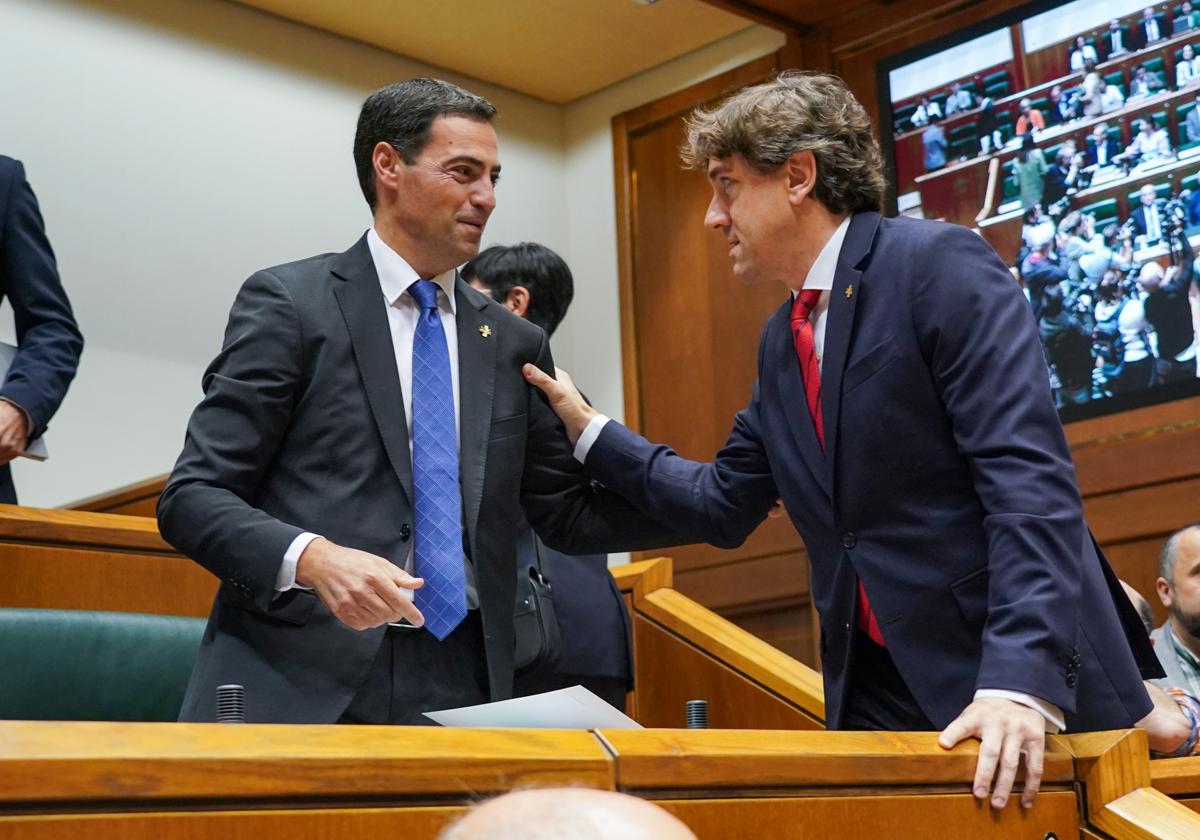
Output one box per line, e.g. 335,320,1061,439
616,0,1200,664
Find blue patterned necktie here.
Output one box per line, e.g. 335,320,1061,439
407,279,466,640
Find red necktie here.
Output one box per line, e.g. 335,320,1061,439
790,291,886,647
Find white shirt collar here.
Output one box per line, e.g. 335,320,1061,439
366,227,457,312
792,214,852,297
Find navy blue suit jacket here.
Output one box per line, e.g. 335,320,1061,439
515,523,632,682
0,157,83,502
585,212,1159,731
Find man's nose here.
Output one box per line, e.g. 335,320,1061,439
704,196,728,230
473,180,496,212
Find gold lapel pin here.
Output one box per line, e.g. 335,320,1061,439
844,283,854,299
479,325,492,338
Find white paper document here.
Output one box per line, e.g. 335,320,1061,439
424,685,642,729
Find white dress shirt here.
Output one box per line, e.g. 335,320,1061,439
575,214,1063,731
274,227,462,591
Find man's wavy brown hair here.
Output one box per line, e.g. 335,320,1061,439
681,71,886,214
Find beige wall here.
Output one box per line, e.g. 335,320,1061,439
0,0,781,507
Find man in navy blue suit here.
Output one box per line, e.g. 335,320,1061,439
0,157,83,503
524,72,1161,810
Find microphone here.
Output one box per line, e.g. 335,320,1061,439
216,684,245,723
686,699,709,729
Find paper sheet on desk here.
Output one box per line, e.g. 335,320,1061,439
424,685,642,729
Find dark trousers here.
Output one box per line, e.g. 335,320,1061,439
338,611,489,725
842,629,935,731
513,669,629,712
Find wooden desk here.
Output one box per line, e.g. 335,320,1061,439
0,723,1195,840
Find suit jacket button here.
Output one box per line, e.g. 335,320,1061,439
1066,674,1077,687
842,532,857,549
400,523,412,541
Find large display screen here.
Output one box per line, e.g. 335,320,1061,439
877,0,1200,422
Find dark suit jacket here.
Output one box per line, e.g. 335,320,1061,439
0,157,83,503
1130,203,1163,239
1134,15,1172,50
1085,137,1121,168
158,235,680,723
515,523,632,682
1101,27,1131,60
582,213,1160,731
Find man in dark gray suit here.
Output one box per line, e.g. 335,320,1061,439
158,78,678,724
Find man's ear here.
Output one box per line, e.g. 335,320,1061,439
784,150,817,207
1157,576,1174,609
372,142,403,196
505,286,531,318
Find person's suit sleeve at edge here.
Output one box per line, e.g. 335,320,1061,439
0,160,83,437
912,223,1085,714
157,269,306,611
575,327,780,551
517,330,704,556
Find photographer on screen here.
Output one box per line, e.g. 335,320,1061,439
1139,216,1198,384
1094,265,1156,394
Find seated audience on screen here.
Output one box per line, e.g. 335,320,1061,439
976,97,1004,154
1131,183,1168,241
1136,5,1171,48
1154,526,1200,697
1187,94,1200,142
1086,122,1122,168
439,789,699,840
1139,235,1198,383
1038,283,1094,406
1103,18,1132,59
1130,64,1165,99
1070,35,1100,72
1043,147,1082,207
1015,97,1046,136
1094,265,1156,392
1097,77,1126,114
1179,44,1200,88
1179,1,1200,33
1079,59,1103,116
944,80,973,115
910,95,941,128
1013,133,1048,207
1046,84,1077,126
1121,116,1173,165
1188,181,1200,223
922,113,947,171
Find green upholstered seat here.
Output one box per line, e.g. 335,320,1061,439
1078,198,1119,226
0,609,204,721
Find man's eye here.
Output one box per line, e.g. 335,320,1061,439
491,174,501,186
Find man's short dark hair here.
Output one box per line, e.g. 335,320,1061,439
461,243,574,337
353,78,496,212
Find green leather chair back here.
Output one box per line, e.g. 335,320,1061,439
0,609,204,721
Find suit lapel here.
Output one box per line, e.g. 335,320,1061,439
771,302,831,501
820,212,881,479
331,236,414,506
454,277,496,542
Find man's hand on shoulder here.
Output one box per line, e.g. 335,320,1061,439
0,401,30,466
522,364,596,445
938,696,1046,810
295,538,424,631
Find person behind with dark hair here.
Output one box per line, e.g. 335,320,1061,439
158,77,680,725
0,157,83,503
462,243,574,335
1138,232,1198,384
1154,526,1200,697
461,243,633,709
523,70,1162,812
